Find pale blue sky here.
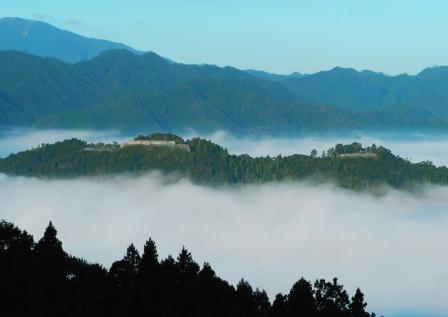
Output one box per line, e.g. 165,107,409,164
3,0,447,75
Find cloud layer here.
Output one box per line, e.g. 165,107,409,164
1,173,447,317
2,128,448,316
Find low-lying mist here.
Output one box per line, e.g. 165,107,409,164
1,172,447,317
2,128,448,316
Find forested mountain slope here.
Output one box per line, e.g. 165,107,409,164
1,50,448,134
283,66,448,118
0,50,360,133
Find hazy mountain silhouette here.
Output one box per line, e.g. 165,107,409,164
0,17,142,63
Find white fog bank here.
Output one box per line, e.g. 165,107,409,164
1,173,447,317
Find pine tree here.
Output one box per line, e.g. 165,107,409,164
136,238,160,316
350,288,370,317
288,278,317,316
36,221,62,251
177,247,199,278
35,221,67,273
140,238,158,272
124,243,141,274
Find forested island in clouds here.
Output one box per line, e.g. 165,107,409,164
0,133,447,190
0,219,377,316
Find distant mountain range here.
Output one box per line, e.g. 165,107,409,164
244,69,306,81
1,17,448,134
0,17,141,63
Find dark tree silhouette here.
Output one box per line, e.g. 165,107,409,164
136,238,160,316
288,278,317,316
236,279,258,316
271,294,287,317
0,221,36,315
140,238,158,272
350,288,370,317
108,244,141,316
314,278,350,317
0,219,379,317
0,220,34,251
254,288,271,316
35,221,67,273
177,246,200,278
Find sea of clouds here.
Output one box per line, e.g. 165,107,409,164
1,128,448,317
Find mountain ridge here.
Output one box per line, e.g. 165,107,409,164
0,49,364,133
0,17,142,63
1,49,448,134
1,17,448,133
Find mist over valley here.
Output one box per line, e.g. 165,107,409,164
1,8,448,317
1,129,448,316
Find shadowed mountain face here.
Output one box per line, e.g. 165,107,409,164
0,17,141,63
0,50,362,133
1,49,448,134
283,66,448,118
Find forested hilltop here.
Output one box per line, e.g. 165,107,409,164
1,133,447,190
1,219,377,316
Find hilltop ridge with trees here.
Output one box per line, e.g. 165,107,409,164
0,133,446,190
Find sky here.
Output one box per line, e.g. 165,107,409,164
2,0,448,75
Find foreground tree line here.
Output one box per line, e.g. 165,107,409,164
0,133,447,190
0,220,379,317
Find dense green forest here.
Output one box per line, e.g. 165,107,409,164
1,48,448,133
1,133,447,190
0,219,378,316
0,50,349,133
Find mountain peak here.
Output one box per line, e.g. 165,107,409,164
417,65,448,78
0,16,142,63
0,16,35,23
